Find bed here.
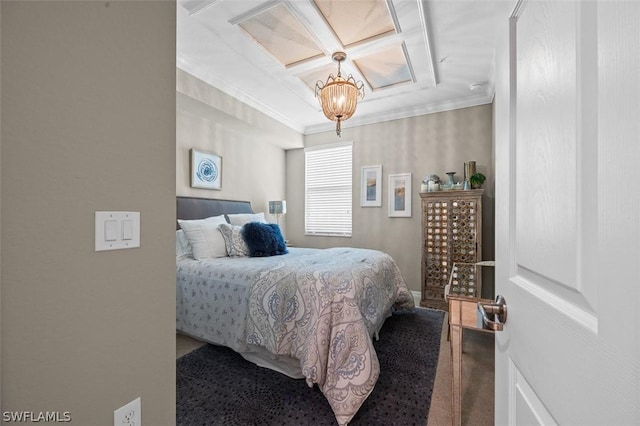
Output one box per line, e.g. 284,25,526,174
175,196,415,425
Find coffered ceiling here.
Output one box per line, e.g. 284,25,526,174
177,0,503,135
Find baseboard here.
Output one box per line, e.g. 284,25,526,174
412,291,421,307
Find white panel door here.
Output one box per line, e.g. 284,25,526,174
494,1,640,425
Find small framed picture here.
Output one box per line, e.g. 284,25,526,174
388,173,412,217
190,149,222,190
361,165,382,207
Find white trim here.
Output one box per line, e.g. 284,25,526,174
417,0,439,86
187,0,221,16
411,291,421,307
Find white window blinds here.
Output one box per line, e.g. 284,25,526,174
305,142,353,237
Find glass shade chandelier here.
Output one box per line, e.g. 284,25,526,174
315,52,365,137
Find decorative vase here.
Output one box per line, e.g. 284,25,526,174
446,172,456,187
464,161,476,182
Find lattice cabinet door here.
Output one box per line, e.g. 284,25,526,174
420,189,483,310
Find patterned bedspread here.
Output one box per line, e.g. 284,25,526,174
176,247,414,425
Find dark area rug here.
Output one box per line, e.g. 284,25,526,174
176,308,444,426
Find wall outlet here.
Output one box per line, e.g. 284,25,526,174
114,397,141,426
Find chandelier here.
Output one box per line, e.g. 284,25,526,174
315,52,365,137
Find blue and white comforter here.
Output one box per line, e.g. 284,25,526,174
176,247,414,425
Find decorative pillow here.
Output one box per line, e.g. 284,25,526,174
241,222,288,257
218,223,250,257
177,215,228,260
176,230,193,259
227,212,266,226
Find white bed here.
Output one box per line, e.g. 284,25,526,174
175,197,415,425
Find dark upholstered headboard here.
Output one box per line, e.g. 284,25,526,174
176,197,254,229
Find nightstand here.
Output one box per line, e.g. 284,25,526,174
448,294,495,426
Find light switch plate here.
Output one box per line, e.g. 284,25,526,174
95,212,140,251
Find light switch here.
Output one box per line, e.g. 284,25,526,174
122,220,133,240
95,211,140,251
104,220,118,241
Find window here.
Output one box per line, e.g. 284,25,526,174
305,142,353,237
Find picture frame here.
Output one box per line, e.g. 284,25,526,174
361,165,382,207
190,149,222,190
388,173,412,217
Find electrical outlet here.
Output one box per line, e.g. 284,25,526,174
114,397,141,426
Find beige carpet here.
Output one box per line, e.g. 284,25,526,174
176,312,494,425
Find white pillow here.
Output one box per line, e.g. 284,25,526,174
227,212,266,226
177,215,228,260
176,230,193,259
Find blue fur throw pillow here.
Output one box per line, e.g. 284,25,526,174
241,222,288,257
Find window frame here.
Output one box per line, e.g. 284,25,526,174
304,141,353,237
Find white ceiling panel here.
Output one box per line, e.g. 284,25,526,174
177,0,502,135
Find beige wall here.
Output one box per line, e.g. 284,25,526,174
287,105,495,294
176,69,303,223
175,72,495,296
1,2,176,424
176,69,494,294
0,0,3,392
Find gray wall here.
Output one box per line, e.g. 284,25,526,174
176,69,303,223
287,105,495,294
0,0,3,392
1,2,176,424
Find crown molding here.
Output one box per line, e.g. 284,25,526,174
303,93,494,135
177,63,494,138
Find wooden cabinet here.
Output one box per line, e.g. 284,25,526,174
448,294,495,426
420,189,483,310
